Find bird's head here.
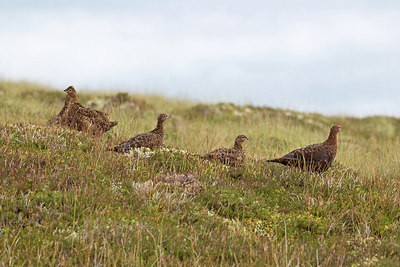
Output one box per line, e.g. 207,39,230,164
331,125,341,133
64,86,77,98
235,135,249,145
158,113,169,124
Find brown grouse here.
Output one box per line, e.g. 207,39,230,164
203,135,249,167
112,113,169,153
48,86,118,135
267,125,341,172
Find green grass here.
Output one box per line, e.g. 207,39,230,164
0,80,399,265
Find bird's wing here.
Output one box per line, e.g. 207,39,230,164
122,132,161,149
90,109,110,120
282,143,328,163
205,148,242,163
68,104,114,134
205,148,228,159
69,104,109,120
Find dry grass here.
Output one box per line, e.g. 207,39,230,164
0,80,399,265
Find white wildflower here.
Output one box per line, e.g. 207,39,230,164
111,181,122,193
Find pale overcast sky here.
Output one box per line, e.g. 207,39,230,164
1,0,399,116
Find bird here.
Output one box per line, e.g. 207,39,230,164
48,86,118,135
266,125,341,172
202,135,249,167
111,113,169,153
46,87,72,126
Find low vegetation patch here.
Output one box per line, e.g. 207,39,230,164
0,81,399,265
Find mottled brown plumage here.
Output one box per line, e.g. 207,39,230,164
112,113,169,153
203,135,249,167
267,125,341,172
47,86,118,135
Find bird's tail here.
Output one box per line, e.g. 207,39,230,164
194,153,207,159
108,146,123,153
105,121,118,132
108,142,131,153
266,158,280,163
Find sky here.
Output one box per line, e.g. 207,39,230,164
1,0,400,117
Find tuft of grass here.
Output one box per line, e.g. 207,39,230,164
0,80,399,265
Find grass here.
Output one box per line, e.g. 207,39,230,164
0,80,399,265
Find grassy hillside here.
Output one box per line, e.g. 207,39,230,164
0,80,399,265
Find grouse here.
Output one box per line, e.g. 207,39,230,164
266,125,341,172
111,113,169,153
203,135,249,167
48,86,118,134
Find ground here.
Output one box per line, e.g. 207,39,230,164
0,80,399,265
